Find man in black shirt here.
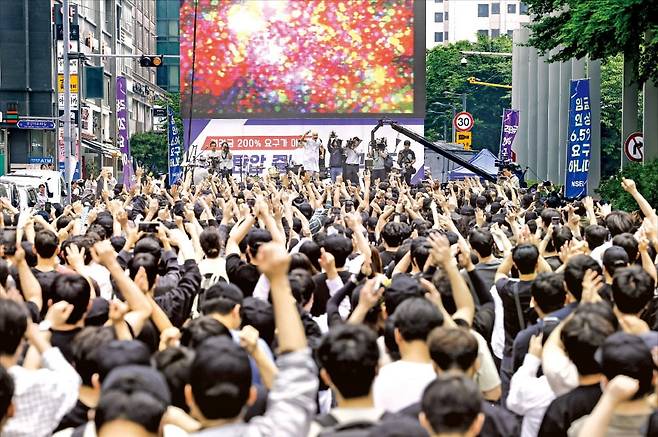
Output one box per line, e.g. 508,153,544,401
224,199,284,297
397,140,416,185
494,243,545,401
511,272,566,373
379,222,410,273
538,309,616,436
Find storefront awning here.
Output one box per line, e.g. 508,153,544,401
81,139,118,158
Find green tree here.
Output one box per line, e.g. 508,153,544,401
130,131,168,175
425,36,513,153
524,0,658,83
600,55,623,178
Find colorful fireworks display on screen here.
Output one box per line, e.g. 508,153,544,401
180,0,416,116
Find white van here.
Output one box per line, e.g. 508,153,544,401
0,170,67,205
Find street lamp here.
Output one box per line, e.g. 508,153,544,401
460,57,468,66
429,101,457,143
443,91,467,113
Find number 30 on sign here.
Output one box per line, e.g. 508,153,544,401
453,112,474,132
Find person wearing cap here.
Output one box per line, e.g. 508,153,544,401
602,246,629,287
567,332,656,437
94,365,171,437
186,242,319,436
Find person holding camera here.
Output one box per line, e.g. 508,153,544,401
397,140,416,185
370,141,389,183
342,137,361,186
327,132,344,182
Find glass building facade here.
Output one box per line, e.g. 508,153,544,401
156,0,180,93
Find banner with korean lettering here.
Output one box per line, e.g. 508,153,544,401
499,109,519,162
167,106,183,185
116,76,133,188
185,119,425,182
564,79,592,199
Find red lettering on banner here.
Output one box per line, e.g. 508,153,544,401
202,136,300,151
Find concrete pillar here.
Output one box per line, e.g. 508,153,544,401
547,50,560,183
536,55,549,180
516,27,530,167
527,47,538,177
621,55,639,168
557,60,572,183
644,79,658,162
512,30,521,116
589,59,602,190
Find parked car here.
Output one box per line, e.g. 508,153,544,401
0,170,66,205
0,180,37,213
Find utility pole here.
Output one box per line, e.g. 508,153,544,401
62,0,72,204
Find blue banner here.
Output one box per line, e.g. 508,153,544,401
564,79,592,199
167,107,183,185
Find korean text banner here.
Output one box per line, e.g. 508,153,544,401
564,79,592,199
116,76,133,188
499,109,519,162
168,107,183,185
180,0,425,118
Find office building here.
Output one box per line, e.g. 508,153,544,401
427,0,530,48
156,0,180,93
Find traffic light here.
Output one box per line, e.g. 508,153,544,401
139,55,163,67
4,104,18,125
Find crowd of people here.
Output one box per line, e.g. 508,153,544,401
0,162,655,437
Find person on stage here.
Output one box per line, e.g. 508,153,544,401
327,131,344,182
397,140,416,185
370,141,389,183
343,137,361,186
218,141,233,180
298,131,321,177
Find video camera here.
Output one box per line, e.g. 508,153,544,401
372,137,387,150
346,136,362,149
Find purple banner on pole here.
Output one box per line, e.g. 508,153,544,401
499,109,519,162
116,76,133,188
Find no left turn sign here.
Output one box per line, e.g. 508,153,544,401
624,132,644,162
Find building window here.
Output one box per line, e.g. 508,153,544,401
492,3,500,14
520,2,529,14
444,31,449,41
434,32,444,43
445,12,448,20
508,4,517,13
477,29,489,37
478,4,489,17
435,0,443,3
434,12,443,22
507,30,514,37
491,29,500,38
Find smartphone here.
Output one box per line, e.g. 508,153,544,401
138,222,159,233
1,227,17,256
551,216,561,230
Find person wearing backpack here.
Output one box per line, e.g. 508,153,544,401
309,324,382,437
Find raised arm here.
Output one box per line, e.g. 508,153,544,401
95,240,152,336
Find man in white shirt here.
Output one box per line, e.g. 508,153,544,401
0,299,81,437
342,137,361,186
299,131,321,177
373,298,442,412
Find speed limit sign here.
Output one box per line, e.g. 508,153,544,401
453,112,474,132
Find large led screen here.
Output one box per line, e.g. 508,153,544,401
180,0,425,118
